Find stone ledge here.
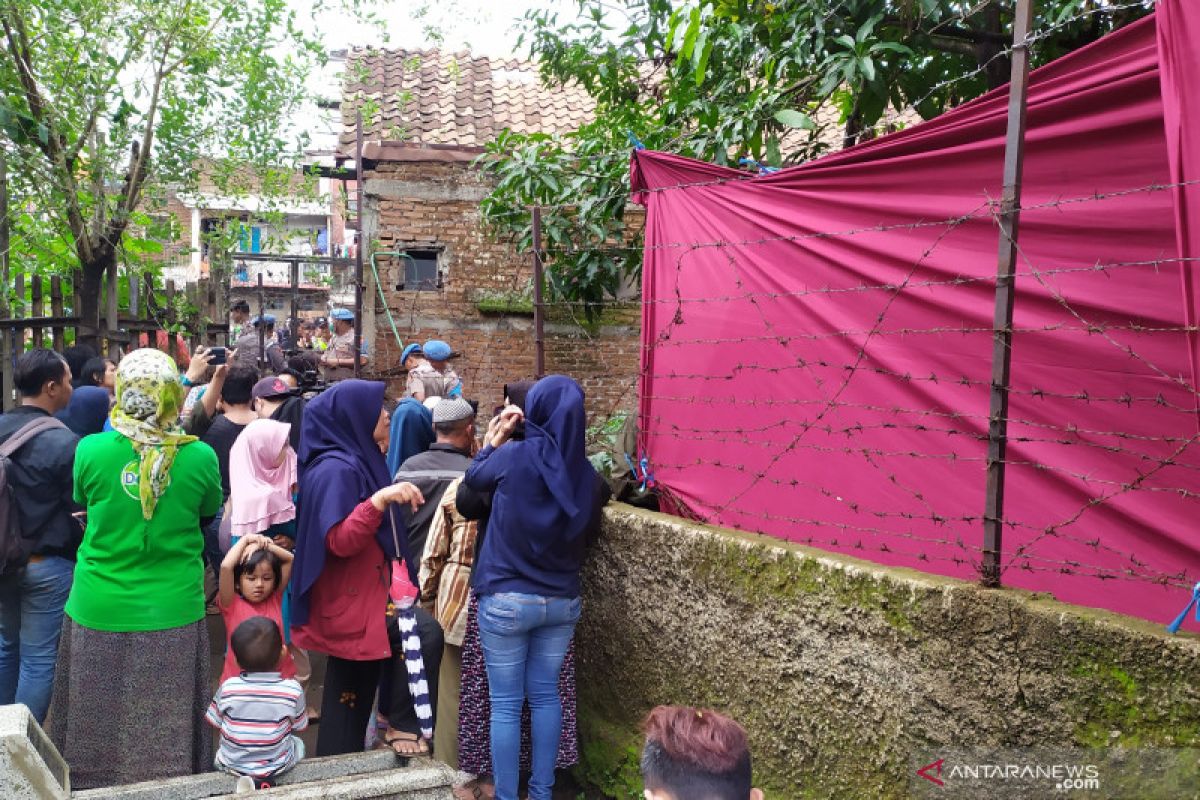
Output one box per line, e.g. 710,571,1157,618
72,752,455,800
0,704,69,800
576,504,1200,799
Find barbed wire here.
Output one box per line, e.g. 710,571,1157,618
614,162,1198,594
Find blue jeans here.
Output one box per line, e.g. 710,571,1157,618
0,556,75,722
477,592,581,800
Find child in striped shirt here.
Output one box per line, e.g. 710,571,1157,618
206,616,308,791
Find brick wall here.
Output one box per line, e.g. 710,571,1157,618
360,158,640,425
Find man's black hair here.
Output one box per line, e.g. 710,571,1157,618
15,349,69,397
78,357,109,388
231,299,251,313
230,616,283,673
220,365,259,406
434,416,473,437
640,740,752,800
63,344,97,381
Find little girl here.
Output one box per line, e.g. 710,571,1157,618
218,533,296,683
221,419,300,684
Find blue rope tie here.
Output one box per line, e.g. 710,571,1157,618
1166,582,1200,634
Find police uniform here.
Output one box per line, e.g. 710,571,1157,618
321,310,363,382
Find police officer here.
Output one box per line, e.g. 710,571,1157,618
320,308,367,382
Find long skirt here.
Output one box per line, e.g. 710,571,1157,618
48,617,213,790
457,596,579,775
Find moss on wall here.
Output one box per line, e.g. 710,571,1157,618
573,505,1200,799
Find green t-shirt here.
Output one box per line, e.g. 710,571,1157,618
66,432,222,632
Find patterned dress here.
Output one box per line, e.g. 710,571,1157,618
456,596,579,774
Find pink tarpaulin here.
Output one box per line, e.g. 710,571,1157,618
633,3,1200,624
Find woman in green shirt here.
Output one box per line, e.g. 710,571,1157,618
48,348,223,790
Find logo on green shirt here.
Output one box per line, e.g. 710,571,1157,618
120,460,141,500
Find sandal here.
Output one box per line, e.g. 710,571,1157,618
382,730,429,757
305,706,321,723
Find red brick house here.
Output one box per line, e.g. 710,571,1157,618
339,48,640,421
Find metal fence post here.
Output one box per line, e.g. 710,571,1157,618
982,0,1036,588
532,206,545,379
353,111,365,379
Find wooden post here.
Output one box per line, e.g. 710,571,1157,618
257,271,266,371
289,258,300,350
981,0,1036,588
50,277,64,352
30,277,43,348
106,263,119,361
532,206,545,379
129,270,140,326
0,151,11,410
14,271,24,358
353,111,365,379
165,279,178,363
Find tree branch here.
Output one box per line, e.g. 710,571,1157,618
926,35,981,58
0,3,94,263
65,25,151,167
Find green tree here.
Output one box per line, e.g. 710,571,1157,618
479,0,1153,309
0,0,368,346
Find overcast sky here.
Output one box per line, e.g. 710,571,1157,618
301,0,574,57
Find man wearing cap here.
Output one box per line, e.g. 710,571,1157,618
321,308,367,382
232,314,285,372
229,299,251,342
313,317,330,352
392,397,475,560
252,376,305,452
405,339,462,402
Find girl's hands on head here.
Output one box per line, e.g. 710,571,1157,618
370,481,425,513
238,533,271,562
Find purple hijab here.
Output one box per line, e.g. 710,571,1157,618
292,380,414,626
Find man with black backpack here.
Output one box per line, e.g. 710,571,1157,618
0,349,81,723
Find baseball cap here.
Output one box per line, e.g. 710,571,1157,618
422,339,456,361
330,308,355,321
251,376,293,400
431,397,474,424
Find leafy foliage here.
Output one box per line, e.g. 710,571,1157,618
479,0,1153,307
0,0,374,338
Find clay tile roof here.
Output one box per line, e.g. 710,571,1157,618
339,48,595,154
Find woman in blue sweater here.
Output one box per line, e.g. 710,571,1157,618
463,375,608,800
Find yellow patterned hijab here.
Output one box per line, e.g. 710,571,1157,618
110,348,197,520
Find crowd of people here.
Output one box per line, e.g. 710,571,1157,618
0,317,763,800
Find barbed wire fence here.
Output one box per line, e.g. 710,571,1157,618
504,3,1199,615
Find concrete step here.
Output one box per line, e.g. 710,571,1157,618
72,752,456,799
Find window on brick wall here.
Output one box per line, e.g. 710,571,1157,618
395,249,441,291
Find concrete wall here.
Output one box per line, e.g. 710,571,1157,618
360,158,640,423
575,505,1200,799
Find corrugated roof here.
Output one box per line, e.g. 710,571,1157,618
339,48,595,154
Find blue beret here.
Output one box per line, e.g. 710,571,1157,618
401,343,423,363
330,308,355,321
422,339,454,361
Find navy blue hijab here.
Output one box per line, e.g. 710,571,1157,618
292,380,414,626
523,376,595,542
386,398,434,476
55,386,110,437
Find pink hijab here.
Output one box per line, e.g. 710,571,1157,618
229,419,297,537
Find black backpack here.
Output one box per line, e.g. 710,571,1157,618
0,416,67,573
